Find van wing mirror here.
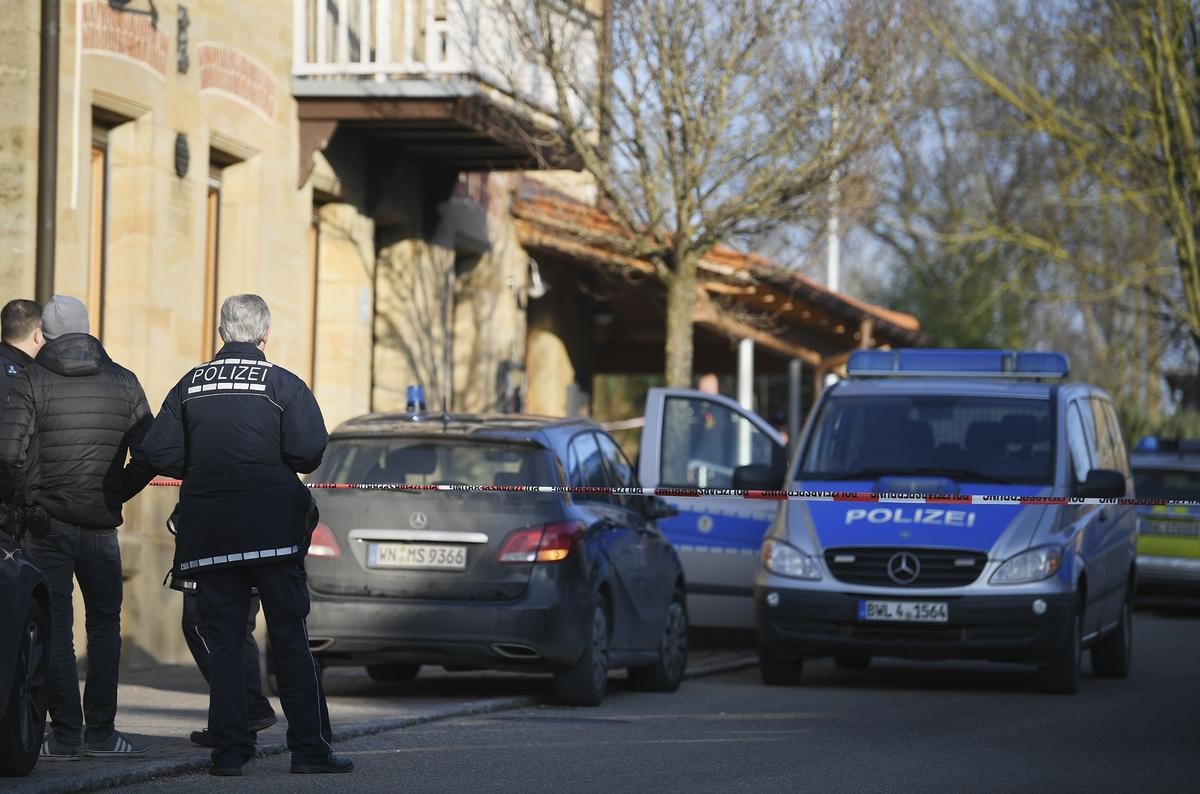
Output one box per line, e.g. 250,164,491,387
732,463,784,491
1076,469,1126,499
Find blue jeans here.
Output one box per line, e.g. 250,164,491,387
23,521,124,747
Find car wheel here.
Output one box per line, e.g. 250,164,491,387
1038,606,1081,695
0,601,49,777
628,591,689,693
1091,585,1133,679
553,601,609,706
366,663,421,683
834,655,871,671
759,645,803,686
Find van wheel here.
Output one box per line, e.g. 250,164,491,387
366,664,421,683
628,591,688,692
0,601,49,777
1038,608,1081,694
1091,585,1133,679
759,646,803,686
834,655,871,671
553,602,609,706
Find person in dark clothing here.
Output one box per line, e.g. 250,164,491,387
0,299,43,416
141,294,351,777
180,588,277,745
0,294,155,759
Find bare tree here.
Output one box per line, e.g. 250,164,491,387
483,0,916,386
925,0,1200,361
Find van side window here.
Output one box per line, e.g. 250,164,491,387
1066,402,1092,484
1090,398,1130,476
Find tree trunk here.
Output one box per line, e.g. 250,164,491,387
663,254,698,388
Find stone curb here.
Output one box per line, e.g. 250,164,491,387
40,653,758,793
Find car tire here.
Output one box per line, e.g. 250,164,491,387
553,601,609,707
0,601,49,778
834,655,871,671
628,591,688,693
1091,585,1133,679
1038,607,1082,695
759,646,803,686
365,663,421,683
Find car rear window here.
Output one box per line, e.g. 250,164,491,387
1133,467,1200,500
799,395,1054,484
314,439,556,487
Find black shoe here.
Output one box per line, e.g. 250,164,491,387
291,753,354,774
209,764,243,777
191,714,278,747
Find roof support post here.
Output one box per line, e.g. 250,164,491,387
787,357,802,451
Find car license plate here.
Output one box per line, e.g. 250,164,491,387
858,600,948,623
367,543,467,570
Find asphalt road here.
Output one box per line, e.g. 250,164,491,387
116,598,1200,793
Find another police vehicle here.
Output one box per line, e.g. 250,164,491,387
752,349,1137,694
1130,437,1200,592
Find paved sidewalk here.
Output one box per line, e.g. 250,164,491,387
8,650,755,793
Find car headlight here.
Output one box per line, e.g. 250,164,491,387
989,545,1063,585
762,539,822,580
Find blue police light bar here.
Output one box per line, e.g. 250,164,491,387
1135,436,1159,452
846,349,1070,380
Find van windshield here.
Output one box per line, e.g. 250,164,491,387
798,395,1054,485
1132,467,1200,501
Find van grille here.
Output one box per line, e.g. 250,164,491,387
824,547,987,588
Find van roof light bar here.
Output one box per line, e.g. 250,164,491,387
846,349,1070,380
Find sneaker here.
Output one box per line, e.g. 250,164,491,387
191,713,278,747
40,736,81,761
291,753,354,774
84,732,146,757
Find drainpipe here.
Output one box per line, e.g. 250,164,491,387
35,0,60,304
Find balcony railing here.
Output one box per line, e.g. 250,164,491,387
293,0,468,78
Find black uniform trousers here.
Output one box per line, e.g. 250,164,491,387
193,559,331,769
181,592,276,725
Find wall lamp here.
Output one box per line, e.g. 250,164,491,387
108,0,159,28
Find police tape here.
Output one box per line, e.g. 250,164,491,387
145,479,1200,507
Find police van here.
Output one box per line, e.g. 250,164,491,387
752,349,1137,694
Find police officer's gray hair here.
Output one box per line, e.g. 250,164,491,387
218,294,271,344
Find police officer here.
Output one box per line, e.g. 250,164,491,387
142,294,352,777
0,299,44,414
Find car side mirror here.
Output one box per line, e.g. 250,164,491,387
732,463,783,491
1075,469,1126,499
643,496,679,520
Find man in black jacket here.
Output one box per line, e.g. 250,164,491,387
0,299,43,416
0,294,155,759
142,294,351,777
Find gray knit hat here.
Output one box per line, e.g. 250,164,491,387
41,295,90,340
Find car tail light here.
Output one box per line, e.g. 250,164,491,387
497,521,585,563
307,522,341,559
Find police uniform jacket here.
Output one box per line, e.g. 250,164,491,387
0,334,154,527
0,341,33,418
142,341,328,575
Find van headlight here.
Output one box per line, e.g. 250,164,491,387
989,546,1063,585
762,539,823,580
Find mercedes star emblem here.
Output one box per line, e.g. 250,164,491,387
886,551,921,585
409,512,428,530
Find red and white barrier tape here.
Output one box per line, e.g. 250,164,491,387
146,479,1197,508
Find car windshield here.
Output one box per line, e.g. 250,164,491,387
1132,467,1200,501
798,394,1054,484
314,439,555,487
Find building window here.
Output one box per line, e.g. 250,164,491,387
202,166,221,357
89,126,110,339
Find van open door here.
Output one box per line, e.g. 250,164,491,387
639,388,787,629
